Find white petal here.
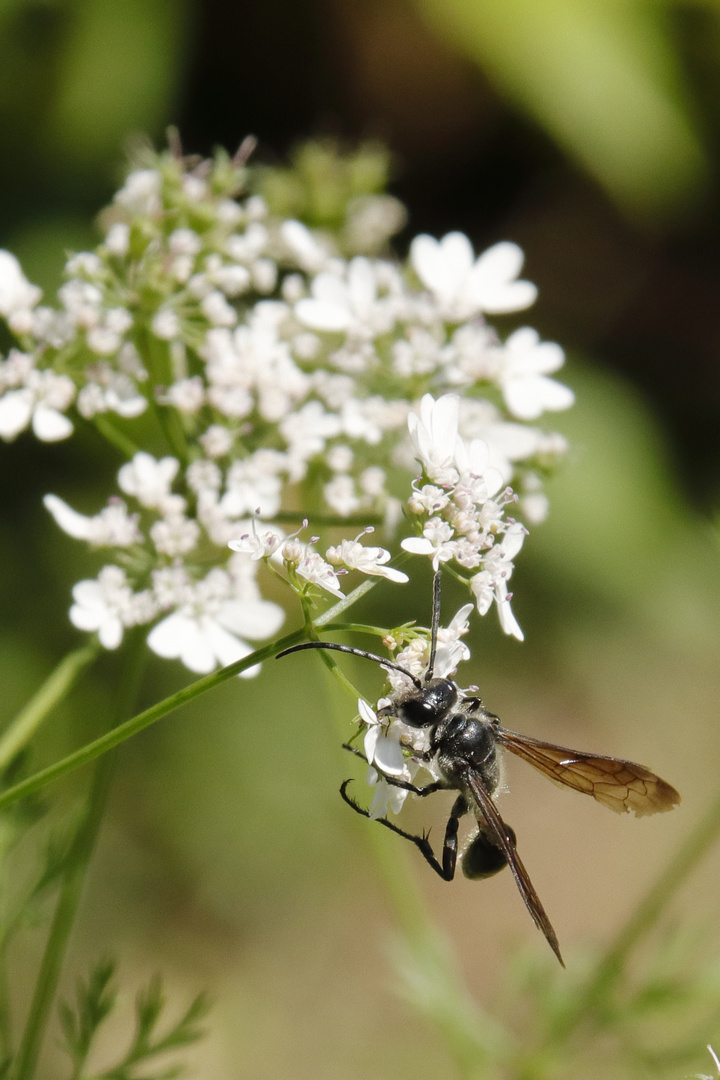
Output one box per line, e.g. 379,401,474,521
471,240,524,287
503,375,575,420
386,782,410,815
422,392,459,449
376,566,409,583
280,220,326,270
97,616,124,649
411,232,473,299
294,297,349,331
433,640,469,679
32,406,73,441
368,779,390,819
368,775,408,818
71,579,104,609
44,494,95,539
409,234,443,290
0,389,32,440
204,620,251,668
497,598,524,641
358,698,377,725
364,724,380,765
372,729,407,776
482,421,542,462
69,600,104,633
447,603,474,633
501,524,526,561
147,614,214,673
479,280,538,315
347,257,376,312
217,598,285,640
0,250,41,315
400,537,434,555
468,242,538,313
506,328,565,375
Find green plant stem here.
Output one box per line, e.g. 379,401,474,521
0,573,387,811
12,757,113,1080
13,636,148,1080
0,643,100,773
90,417,139,458
594,789,720,983
0,629,296,813
315,577,377,626
552,787,720,1041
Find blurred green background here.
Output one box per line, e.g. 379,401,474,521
2,1,720,1076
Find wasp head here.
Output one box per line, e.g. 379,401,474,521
379,677,458,728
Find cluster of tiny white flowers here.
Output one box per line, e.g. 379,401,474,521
0,144,574,673
401,393,528,639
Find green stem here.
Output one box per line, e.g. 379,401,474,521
551,788,720,1042
134,324,189,462
12,637,147,1080
0,574,390,812
315,577,377,627
0,643,100,773
0,626,317,813
90,417,139,459
12,758,113,1080
592,789,720,990
152,401,189,463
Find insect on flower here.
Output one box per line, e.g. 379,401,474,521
276,573,680,964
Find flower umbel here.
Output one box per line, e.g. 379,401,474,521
402,393,527,639
0,141,572,671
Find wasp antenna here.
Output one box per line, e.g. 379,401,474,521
276,641,423,689
426,569,442,681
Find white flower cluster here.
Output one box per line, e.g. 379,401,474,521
0,145,573,672
44,452,407,673
401,393,527,639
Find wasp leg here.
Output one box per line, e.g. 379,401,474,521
439,795,469,879
340,781,466,882
340,779,446,877
340,743,447,797
341,742,369,763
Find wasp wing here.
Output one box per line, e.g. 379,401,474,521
463,767,564,966
497,729,680,817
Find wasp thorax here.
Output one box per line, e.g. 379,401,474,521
384,677,458,728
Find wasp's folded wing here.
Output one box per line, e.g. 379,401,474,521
463,768,564,966
498,730,680,817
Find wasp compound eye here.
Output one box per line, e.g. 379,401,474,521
396,678,458,727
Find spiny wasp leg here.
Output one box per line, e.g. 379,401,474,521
340,780,470,882
340,744,447,798
340,779,448,878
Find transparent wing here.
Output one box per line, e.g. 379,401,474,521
463,768,564,966
497,729,680,817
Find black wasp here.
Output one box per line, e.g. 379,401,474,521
277,572,680,964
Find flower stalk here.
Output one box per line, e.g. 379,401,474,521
0,642,99,773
